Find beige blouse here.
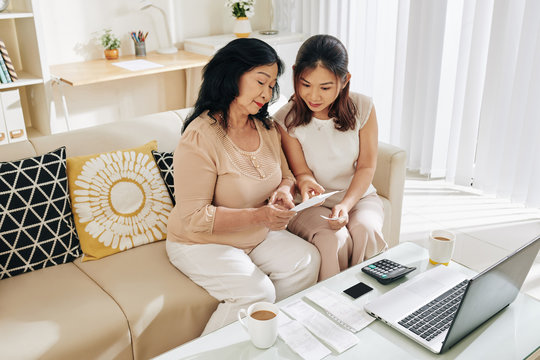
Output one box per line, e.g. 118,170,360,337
167,112,295,251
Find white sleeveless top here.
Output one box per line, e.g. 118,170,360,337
273,92,376,208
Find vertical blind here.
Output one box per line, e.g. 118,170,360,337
280,0,540,208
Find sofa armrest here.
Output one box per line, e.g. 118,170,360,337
0,140,36,162
373,142,407,248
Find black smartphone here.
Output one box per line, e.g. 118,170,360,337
343,281,373,299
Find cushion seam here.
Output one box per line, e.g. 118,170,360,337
72,261,135,360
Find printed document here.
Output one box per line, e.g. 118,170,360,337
281,299,359,353
291,190,343,212
112,60,164,71
279,320,332,360
304,286,375,332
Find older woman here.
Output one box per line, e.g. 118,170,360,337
166,38,320,335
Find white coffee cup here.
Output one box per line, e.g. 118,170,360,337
237,301,279,349
429,229,456,265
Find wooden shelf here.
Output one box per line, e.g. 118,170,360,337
0,0,50,140
50,51,211,87
0,71,43,90
184,32,304,98
185,32,305,56
0,11,33,20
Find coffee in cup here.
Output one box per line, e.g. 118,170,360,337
250,310,277,321
429,229,456,265
237,302,279,349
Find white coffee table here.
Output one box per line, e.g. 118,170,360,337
154,242,540,359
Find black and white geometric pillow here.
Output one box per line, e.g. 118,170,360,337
0,147,80,279
152,150,175,204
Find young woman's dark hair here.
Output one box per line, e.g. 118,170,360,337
285,34,357,132
182,38,285,133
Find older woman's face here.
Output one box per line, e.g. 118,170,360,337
233,63,278,115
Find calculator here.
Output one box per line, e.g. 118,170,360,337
361,259,416,285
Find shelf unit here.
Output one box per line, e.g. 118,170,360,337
184,32,305,99
0,0,50,140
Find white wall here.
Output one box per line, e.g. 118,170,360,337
39,0,271,132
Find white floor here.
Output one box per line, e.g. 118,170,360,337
399,173,540,301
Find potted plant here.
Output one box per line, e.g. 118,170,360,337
226,0,255,38
99,29,121,60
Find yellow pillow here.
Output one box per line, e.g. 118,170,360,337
67,141,174,261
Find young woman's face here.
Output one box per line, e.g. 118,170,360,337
297,64,344,119
233,63,278,115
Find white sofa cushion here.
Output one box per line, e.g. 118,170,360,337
0,262,132,359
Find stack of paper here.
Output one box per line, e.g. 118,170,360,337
278,286,375,360
304,287,375,332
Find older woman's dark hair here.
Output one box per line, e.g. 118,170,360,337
183,38,284,132
285,34,357,132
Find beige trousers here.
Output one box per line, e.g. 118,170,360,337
287,193,387,281
166,230,320,335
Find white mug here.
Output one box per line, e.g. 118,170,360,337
237,301,279,349
429,229,456,265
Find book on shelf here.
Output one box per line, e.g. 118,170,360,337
0,54,12,84
0,39,18,81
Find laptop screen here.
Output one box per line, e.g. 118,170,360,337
441,236,540,353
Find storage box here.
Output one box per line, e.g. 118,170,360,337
0,89,27,144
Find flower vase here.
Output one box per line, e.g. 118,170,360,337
233,17,252,38
104,49,119,60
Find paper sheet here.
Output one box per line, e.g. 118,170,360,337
291,190,343,212
279,320,332,360
304,287,375,333
281,299,359,353
112,59,164,71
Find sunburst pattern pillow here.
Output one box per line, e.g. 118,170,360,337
66,141,173,261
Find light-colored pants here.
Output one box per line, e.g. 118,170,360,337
166,230,320,335
287,193,387,281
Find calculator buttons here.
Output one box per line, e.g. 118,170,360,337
362,259,416,284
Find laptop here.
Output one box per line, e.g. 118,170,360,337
364,236,540,354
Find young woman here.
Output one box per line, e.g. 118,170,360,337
166,38,320,335
273,34,387,281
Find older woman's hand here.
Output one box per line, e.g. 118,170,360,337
257,204,296,231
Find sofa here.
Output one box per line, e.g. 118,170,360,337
0,109,406,359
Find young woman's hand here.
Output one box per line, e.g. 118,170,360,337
297,175,325,203
257,204,296,230
327,203,349,230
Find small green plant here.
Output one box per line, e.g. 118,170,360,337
226,0,255,18
99,29,121,50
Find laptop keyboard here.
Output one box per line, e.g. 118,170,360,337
398,280,468,341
